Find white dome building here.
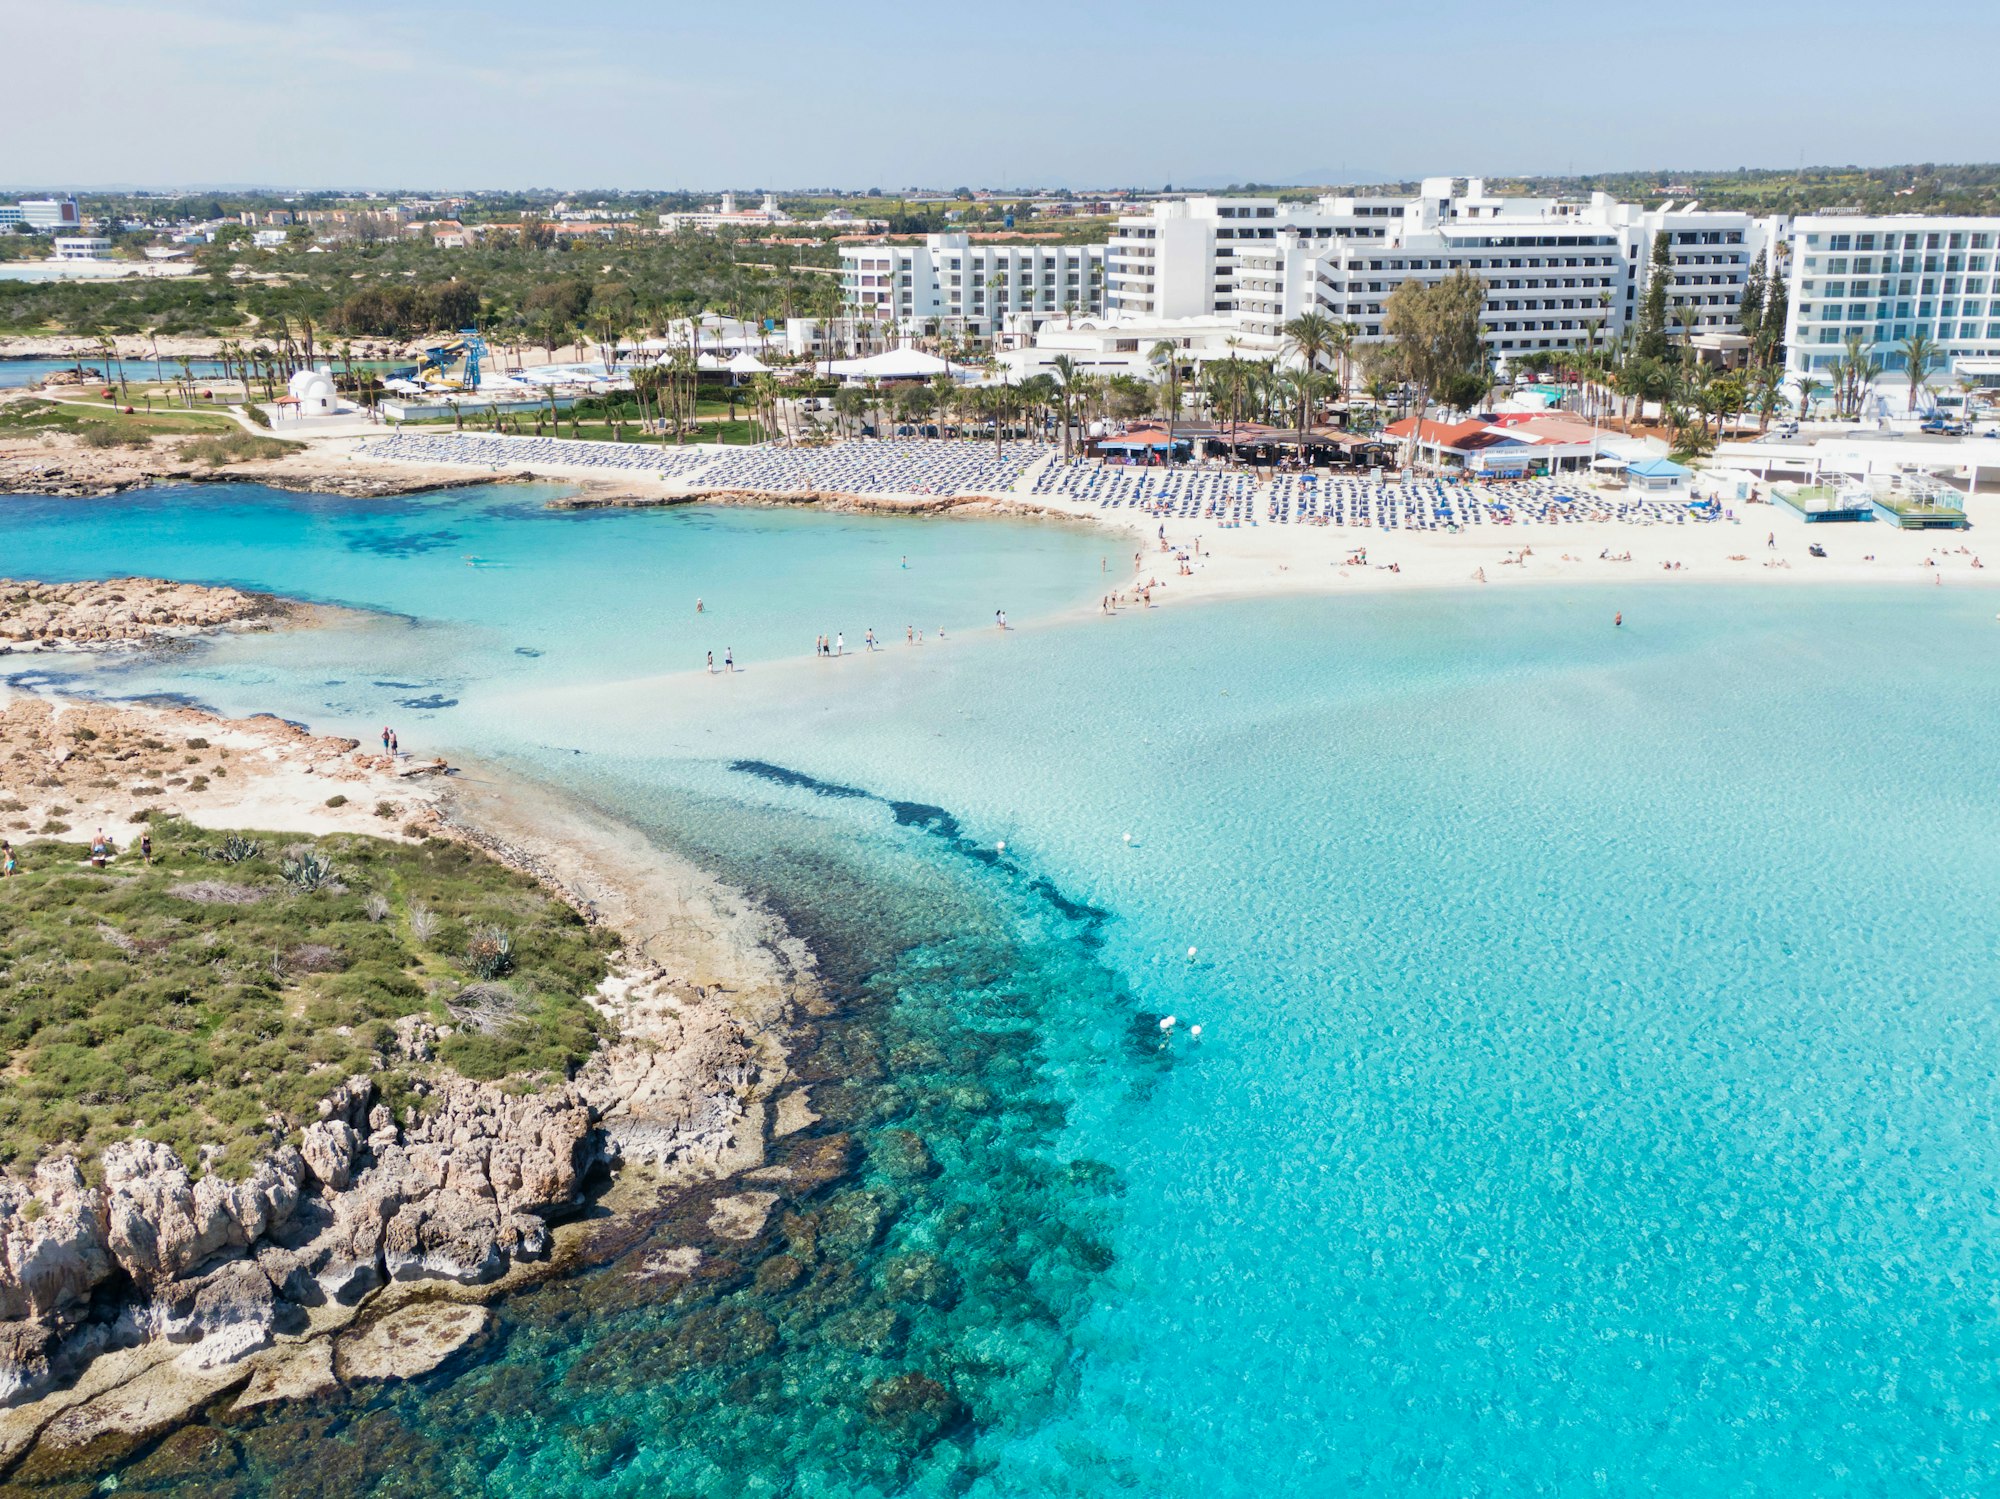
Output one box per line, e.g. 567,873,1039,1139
286,368,338,418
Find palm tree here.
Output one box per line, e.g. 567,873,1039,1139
985,383,1015,458
1833,333,1882,420
1149,340,1181,465
831,386,868,436
1050,353,1080,459
746,373,779,443
1796,376,1826,421
1280,312,1337,434
1898,330,1940,417
1290,368,1334,444
1752,365,1785,433
929,371,956,438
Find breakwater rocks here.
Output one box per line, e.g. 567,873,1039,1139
0,577,291,649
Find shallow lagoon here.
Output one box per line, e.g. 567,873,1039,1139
7,485,2000,1495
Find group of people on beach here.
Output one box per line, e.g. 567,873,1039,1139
379,726,400,755
808,622,952,662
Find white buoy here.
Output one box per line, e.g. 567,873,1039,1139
1190,1024,1203,1040
1122,832,1133,844
1187,945,1198,961
1159,1015,1177,1032
996,840,1006,853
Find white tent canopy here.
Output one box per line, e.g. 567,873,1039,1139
824,345,964,382
726,351,770,375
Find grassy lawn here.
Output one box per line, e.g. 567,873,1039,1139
0,396,242,440
0,816,615,1177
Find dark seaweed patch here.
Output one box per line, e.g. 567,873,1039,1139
729,761,1109,942
729,759,871,800
340,527,463,557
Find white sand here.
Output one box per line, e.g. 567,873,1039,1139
1018,489,1999,609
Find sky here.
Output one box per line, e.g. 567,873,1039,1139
4,0,1995,191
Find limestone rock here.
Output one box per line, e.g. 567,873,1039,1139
0,1158,113,1321
706,1192,780,1243
334,1303,489,1383
234,1340,337,1411
300,1121,360,1193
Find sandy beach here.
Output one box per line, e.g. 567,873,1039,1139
331,433,2000,605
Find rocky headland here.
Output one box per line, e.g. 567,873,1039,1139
0,429,522,500
0,586,806,1478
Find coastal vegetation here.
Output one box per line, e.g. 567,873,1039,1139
0,233,843,345
0,816,614,1178
174,429,305,466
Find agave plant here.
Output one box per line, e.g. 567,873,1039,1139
206,834,262,865
280,848,340,894
465,925,514,981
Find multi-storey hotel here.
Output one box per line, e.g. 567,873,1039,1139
839,232,1107,337
839,182,2000,397
1111,179,1775,363
843,181,1773,369
1781,214,2000,398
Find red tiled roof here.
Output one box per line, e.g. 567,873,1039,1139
1384,417,1491,447
1503,418,1602,445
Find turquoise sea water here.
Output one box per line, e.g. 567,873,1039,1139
6,484,2000,1495
0,357,231,388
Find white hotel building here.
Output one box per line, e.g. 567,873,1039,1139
839,232,1107,338
1781,214,2000,399
841,180,1784,375
1108,179,1776,366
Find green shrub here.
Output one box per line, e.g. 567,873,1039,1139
0,816,612,1174
177,430,301,466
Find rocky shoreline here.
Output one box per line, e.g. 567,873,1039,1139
0,439,534,501
1,577,296,650
0,587,807,1480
